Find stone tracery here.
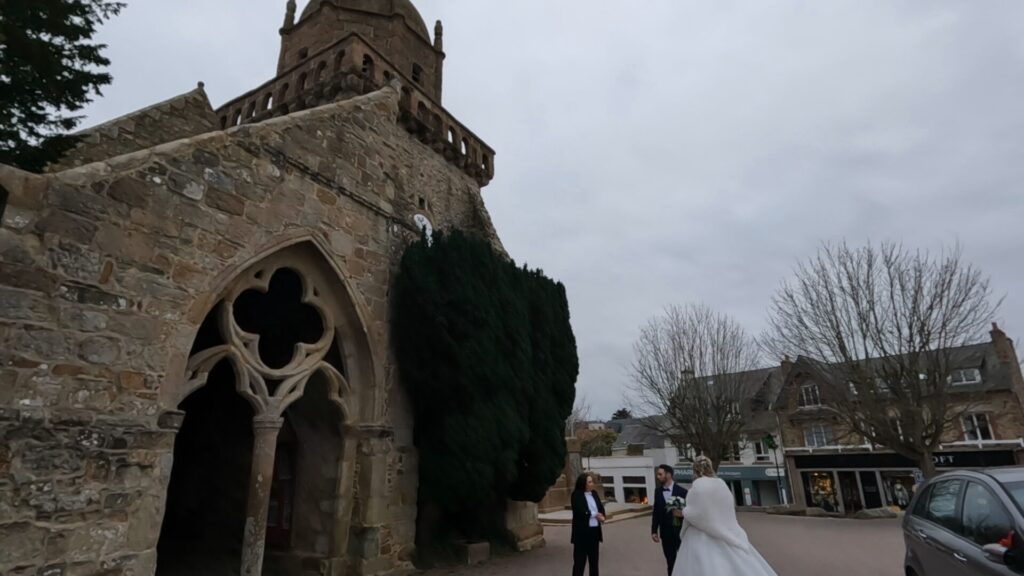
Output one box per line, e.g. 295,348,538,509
182,260,355,575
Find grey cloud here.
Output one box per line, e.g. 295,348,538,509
81,0,1024,419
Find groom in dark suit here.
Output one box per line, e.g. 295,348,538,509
651,464,688,575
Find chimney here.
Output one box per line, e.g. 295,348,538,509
991,323,1016,364
779,356,796,383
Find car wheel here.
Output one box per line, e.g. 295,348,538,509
905,568,918,576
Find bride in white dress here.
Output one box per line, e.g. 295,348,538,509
674,456,778,576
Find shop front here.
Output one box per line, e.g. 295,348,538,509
789,449,1019,514
676,465,788,507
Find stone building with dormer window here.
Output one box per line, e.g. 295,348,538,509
772,324,1024,515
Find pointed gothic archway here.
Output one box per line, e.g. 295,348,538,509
156,241,375,576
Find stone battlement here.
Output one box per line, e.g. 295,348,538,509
215,33,494,186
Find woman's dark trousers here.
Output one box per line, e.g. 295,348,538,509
572,528,600,576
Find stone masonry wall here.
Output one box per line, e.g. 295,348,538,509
49,86,221,173
0,84,500,575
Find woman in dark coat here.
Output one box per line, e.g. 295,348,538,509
571,472,606,576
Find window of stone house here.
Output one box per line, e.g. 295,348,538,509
298,47,309,61
754,441,771,462
799,384,822,407
950,368,983,386
362,54,375,77
412,63,424,84
963,413,994,441
804,424,834,447
888,416,906,441
728,442,742,462
333,50,346,72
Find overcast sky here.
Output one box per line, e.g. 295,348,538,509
81,1,1024,419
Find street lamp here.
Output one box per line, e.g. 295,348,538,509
763,433,785,505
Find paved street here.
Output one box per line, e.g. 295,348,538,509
424,513,904,576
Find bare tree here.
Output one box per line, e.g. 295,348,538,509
629,304,762,468
764,242,1000,478
566,393,593,438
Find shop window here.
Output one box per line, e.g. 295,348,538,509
881,473,915,510
963,413,994,441
603,487,616,501
804,424,834,448
925,479,964,533
804,472,839,512
950,369,983,386
799,384,821,407
622,476,646,485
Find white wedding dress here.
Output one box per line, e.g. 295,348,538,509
673,477,778,576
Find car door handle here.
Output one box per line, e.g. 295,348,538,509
916,531,930,540
953,552,968,563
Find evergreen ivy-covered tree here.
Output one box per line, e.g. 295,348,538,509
0,0,125,171
393,230,578,550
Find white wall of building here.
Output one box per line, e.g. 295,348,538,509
584,456,656,504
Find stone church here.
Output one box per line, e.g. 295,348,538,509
0,1,515,574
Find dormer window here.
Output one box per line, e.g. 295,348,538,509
412,63,424,85
799,384,822,407
950,369,983,386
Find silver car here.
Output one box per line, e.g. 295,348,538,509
904,468,1024,575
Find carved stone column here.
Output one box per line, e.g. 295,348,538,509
241,416,284,576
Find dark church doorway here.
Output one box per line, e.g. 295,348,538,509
156,359,254,575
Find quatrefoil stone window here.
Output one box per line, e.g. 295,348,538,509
186,265,351,420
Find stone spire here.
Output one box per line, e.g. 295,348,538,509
434,20,444,51
283,0,297,30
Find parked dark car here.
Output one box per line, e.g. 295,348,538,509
904,468,1024,575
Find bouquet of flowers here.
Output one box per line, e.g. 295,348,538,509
667,496,686,527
